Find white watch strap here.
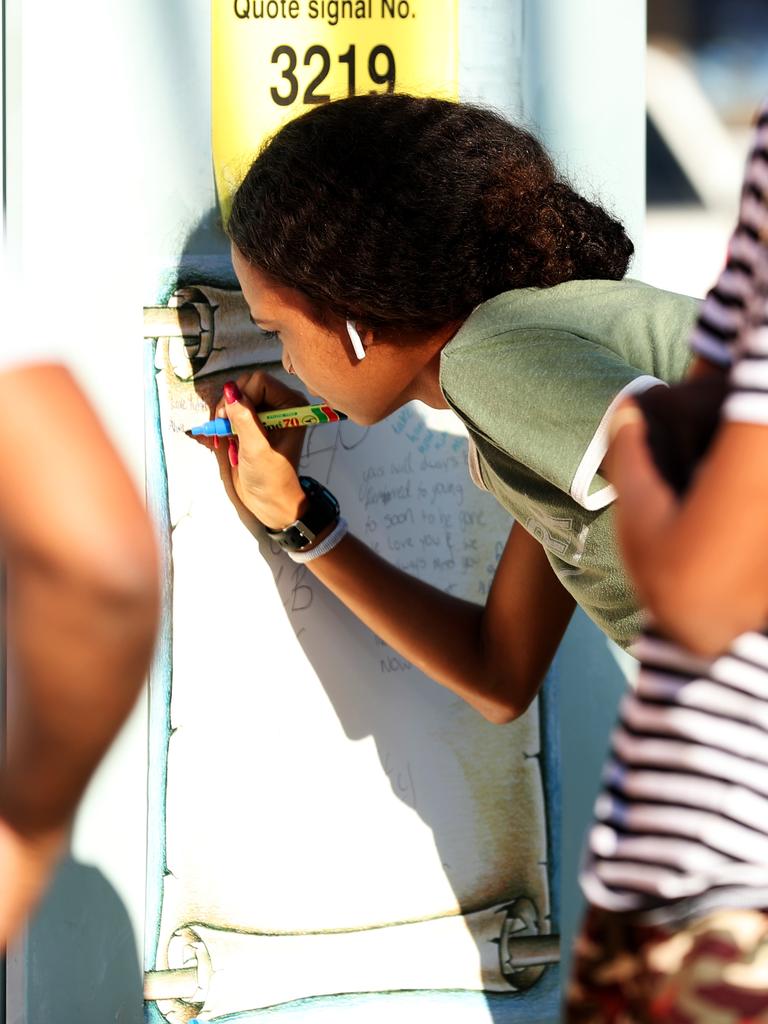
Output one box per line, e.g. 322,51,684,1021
286,517,349,563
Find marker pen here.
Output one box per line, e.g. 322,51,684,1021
189,404,348,437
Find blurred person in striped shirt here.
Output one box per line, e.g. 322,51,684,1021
568,100,768,1023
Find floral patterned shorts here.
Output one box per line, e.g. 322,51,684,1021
565,904,768,1023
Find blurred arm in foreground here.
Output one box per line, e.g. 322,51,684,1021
0,364,159,946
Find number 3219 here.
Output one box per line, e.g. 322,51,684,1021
270,44,396,106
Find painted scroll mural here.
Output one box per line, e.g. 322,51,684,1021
143,288,559,1024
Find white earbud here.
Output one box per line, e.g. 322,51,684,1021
346,319,367,361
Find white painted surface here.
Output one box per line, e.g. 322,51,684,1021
14,0,149,968
520,0,648,977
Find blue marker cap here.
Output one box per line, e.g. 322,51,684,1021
189,417,234,437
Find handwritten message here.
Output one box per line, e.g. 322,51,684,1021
263,402,512,676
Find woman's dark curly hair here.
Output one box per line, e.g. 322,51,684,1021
228,93,633,332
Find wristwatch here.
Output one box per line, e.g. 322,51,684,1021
265,476,340,552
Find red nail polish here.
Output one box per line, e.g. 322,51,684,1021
228,439,239,467
224,382,241,404
213,435,220,450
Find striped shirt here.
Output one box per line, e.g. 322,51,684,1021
580,101,768,923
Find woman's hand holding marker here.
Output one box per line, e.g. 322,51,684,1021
212,372,309,530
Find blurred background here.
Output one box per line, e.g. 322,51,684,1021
644,0,768,296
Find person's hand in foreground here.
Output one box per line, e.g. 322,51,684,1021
604,358,768,655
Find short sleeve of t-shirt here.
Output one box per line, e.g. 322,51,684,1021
441,327,663,511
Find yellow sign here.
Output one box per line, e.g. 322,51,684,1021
212,0,459,219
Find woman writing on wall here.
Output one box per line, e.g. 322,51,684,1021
203,92,698,723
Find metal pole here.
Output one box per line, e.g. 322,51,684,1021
522,0,647,981
522,0,646,268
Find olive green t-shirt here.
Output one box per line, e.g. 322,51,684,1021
439,278,698,648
